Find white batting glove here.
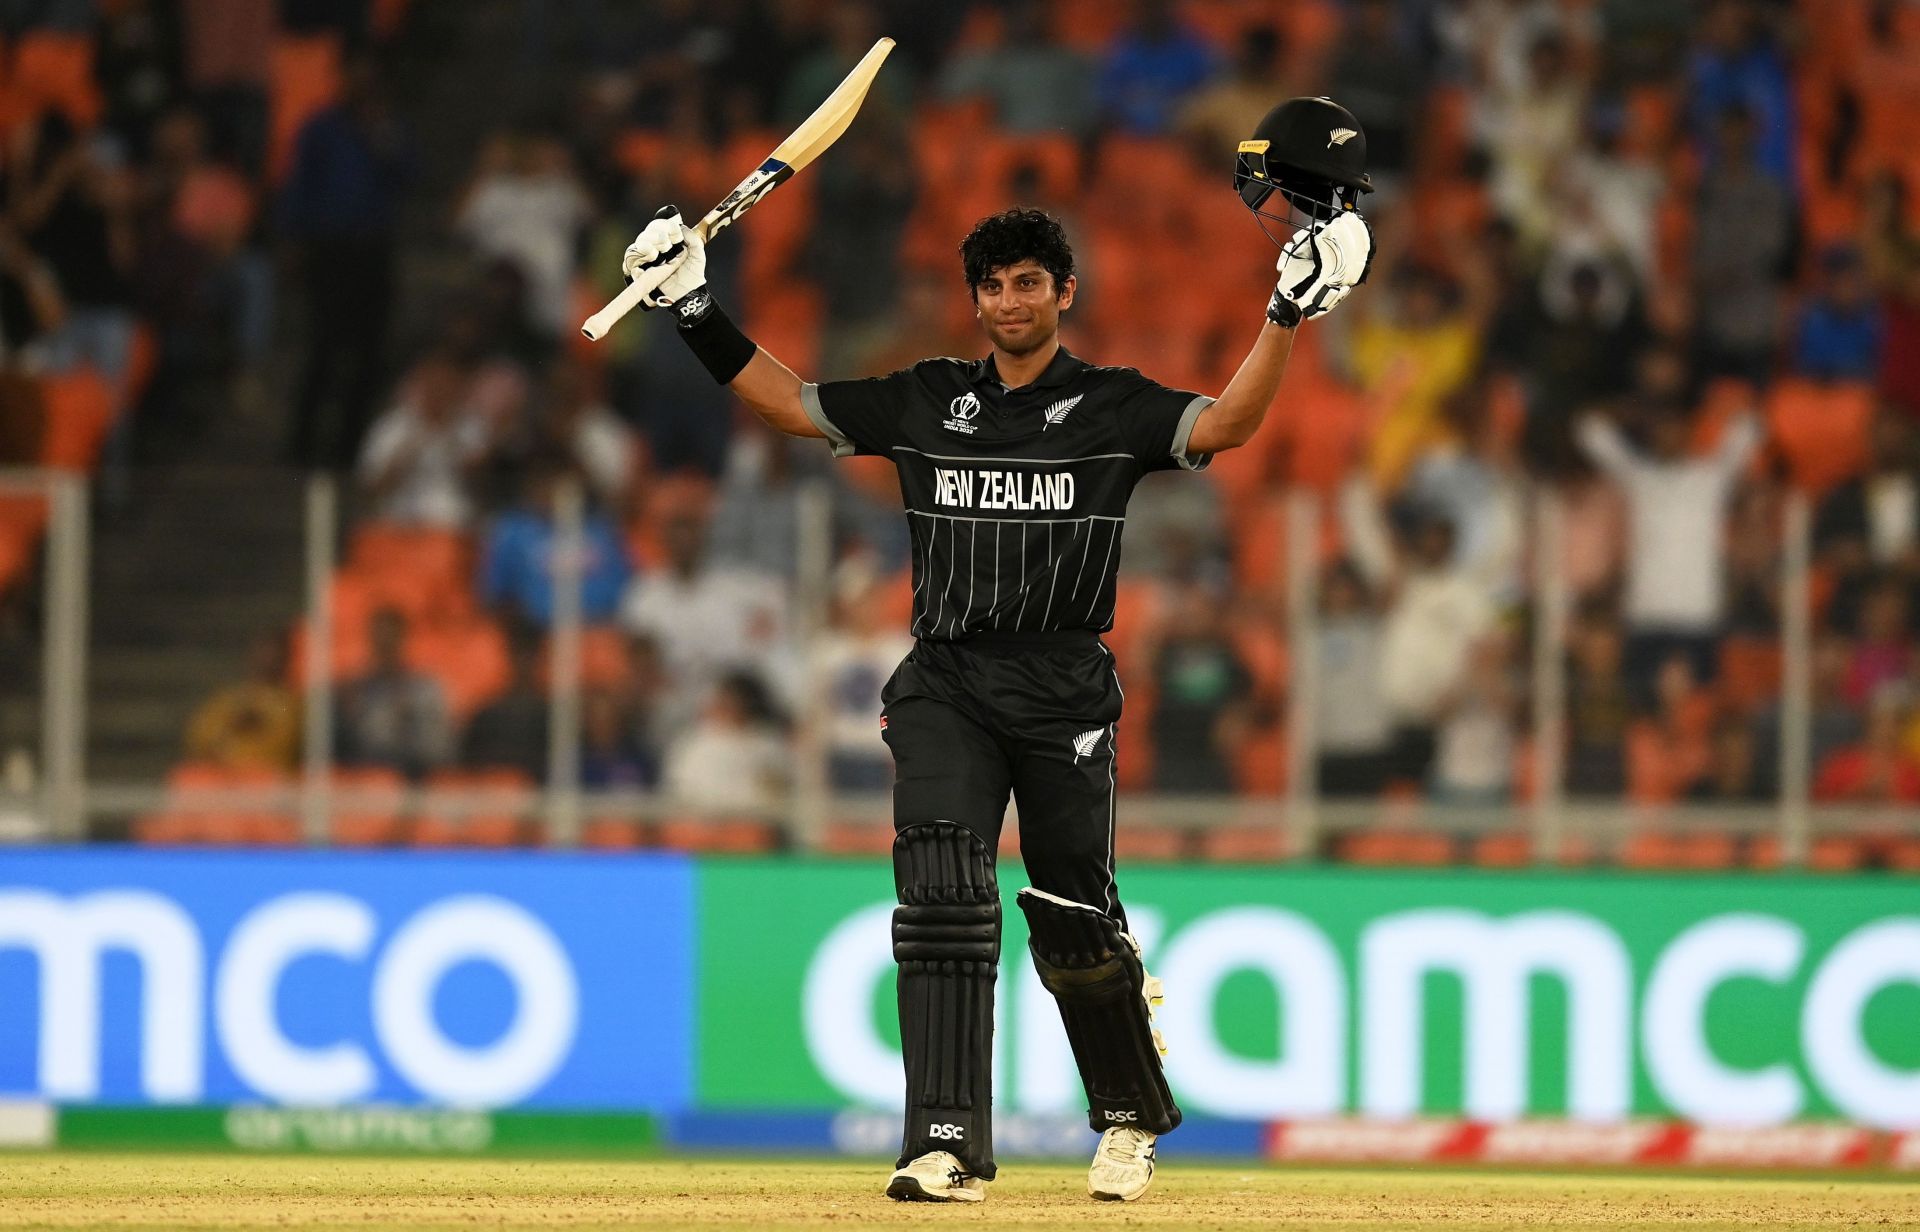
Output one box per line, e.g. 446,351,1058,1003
621,206,709,311
1271,211,1374,323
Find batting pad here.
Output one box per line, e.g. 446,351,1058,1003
893,822,1000,1178
1017,887,1182,1135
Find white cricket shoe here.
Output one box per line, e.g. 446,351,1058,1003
1088,1126,1156,1201
886,1151,987,1203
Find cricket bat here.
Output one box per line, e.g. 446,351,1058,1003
581,36,896,341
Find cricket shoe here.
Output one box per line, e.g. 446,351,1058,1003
886,1151,987,1203
1088,1126,1156,1202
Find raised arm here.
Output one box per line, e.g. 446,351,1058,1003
1186,211,1373,455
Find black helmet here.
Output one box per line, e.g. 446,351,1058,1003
1234,97,1372,241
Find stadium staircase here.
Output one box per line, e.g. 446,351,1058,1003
85,1,529,789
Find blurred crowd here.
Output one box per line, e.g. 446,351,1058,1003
0,0,1915,852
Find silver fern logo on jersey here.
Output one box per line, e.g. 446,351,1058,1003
944,392,981,434
1072,729,1104,762
1042,394,1084,430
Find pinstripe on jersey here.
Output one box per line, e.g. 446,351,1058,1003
802,348,1212,640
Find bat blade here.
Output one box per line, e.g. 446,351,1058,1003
582,37,895,341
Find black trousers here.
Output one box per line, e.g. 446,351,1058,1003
882,632,1126,918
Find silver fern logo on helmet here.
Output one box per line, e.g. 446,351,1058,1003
1327,127,1358,148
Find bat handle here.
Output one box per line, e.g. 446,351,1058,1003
581,263,673,341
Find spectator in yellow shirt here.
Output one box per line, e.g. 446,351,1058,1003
185,633,301,772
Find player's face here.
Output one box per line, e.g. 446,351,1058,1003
973,261,1075,356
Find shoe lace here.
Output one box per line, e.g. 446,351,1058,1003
1100,1127,1149,1163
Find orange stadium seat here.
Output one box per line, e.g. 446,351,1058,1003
1720,637,1783,712
137,763,297,846
1196,824,1289,862
269,33,344,182
1338,830,1454,866
409,616,511,724
654,817,780,854
7,31,101,127
1747,834,1868,872
328,766,406,847
0,492,48,599
1114,825,1186,861
1620,831,1738,870
37,369,116,471
820,820,895,855
414,768,535,847
1765,378,1873,494
581,815,647,849
1231,723,1287,796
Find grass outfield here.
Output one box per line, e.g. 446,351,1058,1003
3,1155,1918,1231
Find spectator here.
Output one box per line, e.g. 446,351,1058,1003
809,116,918,378
815,554,914,792
1344,490,1499,789
461,630,548,781
284,52,411,469
1477,32,1588,229
580,686,654,790
1685,0,1796,188
1404,380,1526,604
1846,580,1911,708
708,424,807,578
0,219,66,360
1695,717,1766,803
1314,561,1392,797
620,487,792,730
1175,24,1283,160
1751,635,1866,797
1691,105,1792,382
456,131,591,338
336,608,453,780
1351,267,1482,488
1815,403,1920,632
939,0,1097,137
1627,654,1715,801
1432,631,1519,803
1144,574,1256,795
1862,174,1920,417
1792,246,1884,382
662,672,788,814
1566,611,1632,797
358,349,493,528
478,451,633,629
184,632,300,772
1096,0,1219,137
9,118,137,392
527,356,635,509
1814,695,1920,804
1522,260,1648,472
1577,402,1761,694
1326,0,1423,181
776,2,912,128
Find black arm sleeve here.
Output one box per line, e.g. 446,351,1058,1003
1110,369,1215,473
800,368,917,458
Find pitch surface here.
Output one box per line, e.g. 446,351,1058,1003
5,1155,1918,1230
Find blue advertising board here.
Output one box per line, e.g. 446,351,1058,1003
0,849,694,1109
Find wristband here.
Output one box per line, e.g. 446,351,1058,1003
1266,287,1302,329
672,289,757,384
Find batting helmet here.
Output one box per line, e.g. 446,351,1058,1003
1234,97,1373,242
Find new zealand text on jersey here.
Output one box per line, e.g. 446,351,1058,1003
932,466,1077,512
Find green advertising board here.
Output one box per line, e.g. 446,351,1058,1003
697,862,1920,1128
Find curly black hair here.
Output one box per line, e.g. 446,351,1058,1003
958,207,1075,296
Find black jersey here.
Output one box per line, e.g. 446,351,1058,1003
802,347,1212,639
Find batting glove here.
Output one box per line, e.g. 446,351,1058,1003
622,206,709,312
1269,211,1374,324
